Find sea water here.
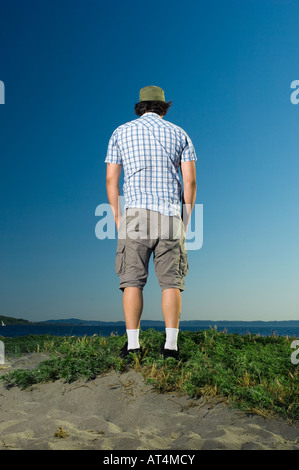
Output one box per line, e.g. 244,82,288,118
0,321,298,338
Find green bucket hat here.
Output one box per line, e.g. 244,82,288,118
139,85,165,102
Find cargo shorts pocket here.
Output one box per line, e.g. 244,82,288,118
179,246,189,276
115,243,126,275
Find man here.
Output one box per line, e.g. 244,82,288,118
105,86,197,359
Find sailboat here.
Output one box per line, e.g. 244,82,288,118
1,321,5,327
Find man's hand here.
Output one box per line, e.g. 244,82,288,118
180,161,197,232
106,163,122,230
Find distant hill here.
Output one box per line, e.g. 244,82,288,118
40,318,299,327
0,315,30,325
41,318,126,326
2,316,298,327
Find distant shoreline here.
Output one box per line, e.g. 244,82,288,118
1,315,299,327
26,319,299,327
1,319,298,339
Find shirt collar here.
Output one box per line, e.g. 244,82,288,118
140,112,162,119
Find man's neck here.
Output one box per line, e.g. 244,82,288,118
143,112,163,119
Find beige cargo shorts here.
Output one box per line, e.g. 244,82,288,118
115,208,188,292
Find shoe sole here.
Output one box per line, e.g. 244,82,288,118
120,343,142,359
161,348,180,360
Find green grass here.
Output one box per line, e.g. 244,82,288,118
0,329,298,421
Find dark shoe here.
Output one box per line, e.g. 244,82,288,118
161,345,180,360
120,341,142,358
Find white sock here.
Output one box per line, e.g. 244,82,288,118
126,329,140,350
164,328,179,351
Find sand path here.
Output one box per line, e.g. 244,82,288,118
0,353,298,450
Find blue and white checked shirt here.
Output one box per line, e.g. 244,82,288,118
105,112,197,217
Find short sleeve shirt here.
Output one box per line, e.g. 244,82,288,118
105,112,197,217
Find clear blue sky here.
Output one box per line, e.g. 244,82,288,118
0,0,298,322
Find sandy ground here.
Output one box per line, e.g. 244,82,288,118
0,353,298,451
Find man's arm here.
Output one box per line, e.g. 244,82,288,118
106,163,122,230
180,160,197,231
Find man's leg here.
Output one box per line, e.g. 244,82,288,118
162,288,181,351
123,287,143,350
162,288,181,328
